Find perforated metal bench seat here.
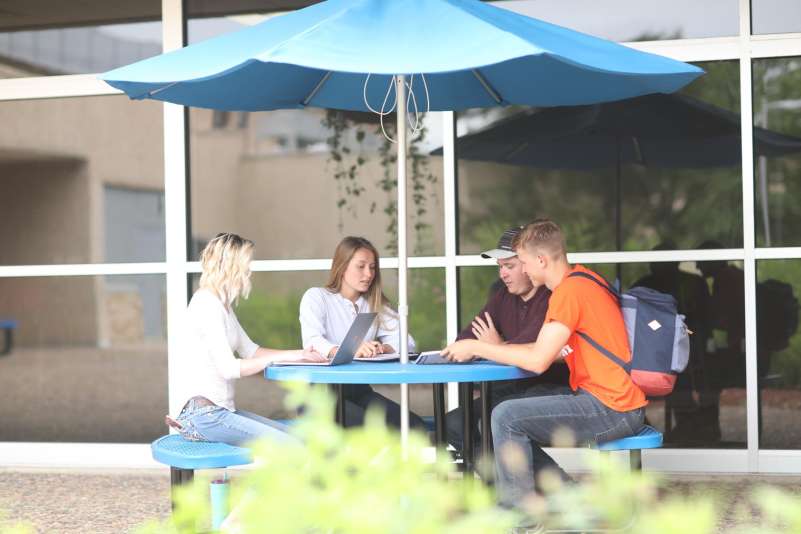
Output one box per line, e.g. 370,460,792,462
151,434,254,509
593,425,663,470
151,434,253,470
595,425,663,452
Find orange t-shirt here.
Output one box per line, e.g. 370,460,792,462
545,265,647,412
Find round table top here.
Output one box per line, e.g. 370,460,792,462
265,361,536,385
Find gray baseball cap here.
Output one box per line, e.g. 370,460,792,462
481,226,523,259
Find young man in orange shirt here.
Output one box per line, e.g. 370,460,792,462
442,219,647,507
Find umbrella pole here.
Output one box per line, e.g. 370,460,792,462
615,137,622,285
396,75,410,455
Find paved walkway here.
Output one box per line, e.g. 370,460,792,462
1,468,800,533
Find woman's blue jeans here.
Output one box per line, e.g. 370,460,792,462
491,384,645,507
176,397,300,447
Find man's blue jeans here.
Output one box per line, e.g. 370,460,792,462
177,397,301,447
491,384,645,507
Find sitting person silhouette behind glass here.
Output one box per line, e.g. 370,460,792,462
633,240,711,442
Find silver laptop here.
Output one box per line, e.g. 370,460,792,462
273,312,377,366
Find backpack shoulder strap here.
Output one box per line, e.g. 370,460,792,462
567,271,621,302
576,331,632,373
567,271,629,372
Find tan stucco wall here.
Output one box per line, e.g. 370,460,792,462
0,276,98,347
188,109,446,262
0,95,164,265
1,101,451,345
0,95,163,347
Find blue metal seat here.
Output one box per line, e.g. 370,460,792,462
594,425,663,470
151,434,252,470
596,425,663,452
151,434,253,509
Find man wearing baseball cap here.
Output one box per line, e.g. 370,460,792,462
445,226,568,454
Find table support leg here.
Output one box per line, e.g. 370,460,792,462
461,382,474,478
433,383,446,452
480,381,493,484
333,384,346,426
0,329,11,356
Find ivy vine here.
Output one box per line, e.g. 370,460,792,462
323,109,438,255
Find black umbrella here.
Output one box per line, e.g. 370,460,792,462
437,93,801,249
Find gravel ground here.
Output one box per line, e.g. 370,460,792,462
0,468,171,534
1,468,800,533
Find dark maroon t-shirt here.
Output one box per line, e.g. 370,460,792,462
457,283,569,386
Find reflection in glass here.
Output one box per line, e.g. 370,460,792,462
0,97,165,265
0,275,167,443
753,57,801,247
494,0,737,42
186,2,315,33
757,260,801,449
189,107,444,260
454,61,742,254
191,268,445,418
0,18,162,78
458,259,747,449
637,253,745,448
751,0,801,34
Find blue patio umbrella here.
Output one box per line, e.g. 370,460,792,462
101,0,703,436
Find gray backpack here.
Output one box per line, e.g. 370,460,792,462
569,272,690,397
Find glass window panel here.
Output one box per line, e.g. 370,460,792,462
458,259,746,449
190,268,445,418
0,97,165,265
456,60,742,254
756,259,801,450
752,0,801,34
493,0,737,42
188,0,737,43
0,275,167,443
0,3,161,78
753,57,801,248
186,1,316,22
189,107,444,260
373,268,446,417
635,259,746,449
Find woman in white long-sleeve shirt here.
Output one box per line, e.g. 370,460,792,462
170,233,325,446
299,236,426,429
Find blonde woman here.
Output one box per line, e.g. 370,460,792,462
170,233,325,446
299,236,426,429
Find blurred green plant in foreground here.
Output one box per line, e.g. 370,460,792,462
5,382,800,534
127,383,801,534
136,382,517,534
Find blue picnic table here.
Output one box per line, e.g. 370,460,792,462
266,361,536,474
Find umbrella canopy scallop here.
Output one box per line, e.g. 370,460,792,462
101,0,703,112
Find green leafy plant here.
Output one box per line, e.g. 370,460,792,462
135,382,518,534
323,109,439,256
4,383,801,533
128,380,801,534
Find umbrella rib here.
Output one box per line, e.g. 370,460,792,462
302,71,333,106
148,81,180,97
471,69,503,105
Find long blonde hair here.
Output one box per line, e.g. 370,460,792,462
325,237,393,321
199,232,255,308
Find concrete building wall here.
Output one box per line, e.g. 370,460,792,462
0,95,163,347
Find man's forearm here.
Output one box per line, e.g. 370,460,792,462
472,341,554,374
